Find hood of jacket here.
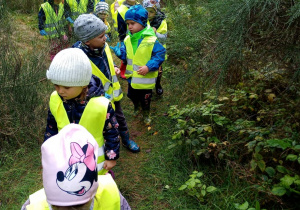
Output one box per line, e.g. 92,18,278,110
86,75,105,100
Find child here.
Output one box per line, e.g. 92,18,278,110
22,124,131,209
110,0,126,31
64,0,95,25
73,14,140,152
38,0,68,60
44,48,120,174
116,0,138,42
94,1,112,41
112,5,166,125
143,0,167,96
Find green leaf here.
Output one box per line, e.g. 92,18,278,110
234,201,249,210
255,200,261,210
286,154,298,161
276,165,288,174
272,186,286,196
280,175,295,188
257,160,266,172
250,159,257,171
254,153,263,160
206,186,217,192
266,167,276,177
266,139,292,150
201,189,206,197
178,185,187,190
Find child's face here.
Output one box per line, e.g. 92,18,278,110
85,31,106,50
97,12,108,21
126,20,144,34
146,8,156,20
54,85,85,100
126,0,136,6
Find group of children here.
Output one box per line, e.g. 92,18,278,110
26,0,168,209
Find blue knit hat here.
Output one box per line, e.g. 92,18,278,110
125,4,148,27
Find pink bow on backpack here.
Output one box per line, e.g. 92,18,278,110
69,142,96,171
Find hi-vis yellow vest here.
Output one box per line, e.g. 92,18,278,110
41,2,65,39
156,19,167,60
49,91,108,175
124,32,158,89
90,45,123,103
116,4,128,21
25,175,121,210
111,0,126,29
66,0,88,22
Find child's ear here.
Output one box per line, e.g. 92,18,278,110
85,41,90,46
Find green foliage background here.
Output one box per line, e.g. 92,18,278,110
0,0,299,209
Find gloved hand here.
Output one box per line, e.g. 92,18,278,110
109,42,121,57
40,30,47,36
105,34,111,42
66,17,74,24
104,93,111,99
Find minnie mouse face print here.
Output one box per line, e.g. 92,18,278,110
56,142,98,196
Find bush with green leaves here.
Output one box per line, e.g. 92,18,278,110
178,171,217,202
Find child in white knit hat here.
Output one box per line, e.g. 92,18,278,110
44,48,120,175
94,1,112,41
22,124,131,209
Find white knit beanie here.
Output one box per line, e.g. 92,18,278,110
46,48,92,87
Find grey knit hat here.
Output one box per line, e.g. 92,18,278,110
46,48,92,87
95,2,109,15
74,14,107,43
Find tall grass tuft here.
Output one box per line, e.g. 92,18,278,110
166,0,300,88
0,3,50,207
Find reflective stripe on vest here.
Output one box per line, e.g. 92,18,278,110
49,91,109,175
41,2,65,39
26,175,120,210
66,0,88,21
124,31,158,89
90,45,123,103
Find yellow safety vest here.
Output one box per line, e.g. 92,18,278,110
66,0,89,22
26,175,120,210
116,3,128,22
41,2,66,39
49,91,108,175
90,44,123,103
110,0,126,29
124,30,158,89
156,19,167,60
104,19,111,33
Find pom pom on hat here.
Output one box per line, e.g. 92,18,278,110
74,14,107,43
46,48,92,87
125,4,148,27
42,124,99,206
95,2,109,15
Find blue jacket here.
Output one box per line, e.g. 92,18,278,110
44,75,120,160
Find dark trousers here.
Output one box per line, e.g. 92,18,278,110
127,83,153,111
114,101,128,132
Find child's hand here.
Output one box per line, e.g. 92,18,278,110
114,66,121,75
137,66,149,76
103,160,116,170
152,27,157,33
